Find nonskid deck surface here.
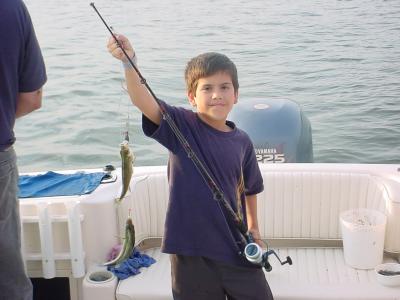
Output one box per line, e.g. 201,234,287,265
117,247,400,300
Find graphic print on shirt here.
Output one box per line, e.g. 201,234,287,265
235,169,245,223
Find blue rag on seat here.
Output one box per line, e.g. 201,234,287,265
107,249,156,280
18,171,106,198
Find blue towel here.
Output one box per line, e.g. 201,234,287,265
108,249,156,280
19,171,106,198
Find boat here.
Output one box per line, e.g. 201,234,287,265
19,99,400,300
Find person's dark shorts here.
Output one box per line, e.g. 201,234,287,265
170,254,274,300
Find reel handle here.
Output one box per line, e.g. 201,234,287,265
262,250,292,271
244,235,293,272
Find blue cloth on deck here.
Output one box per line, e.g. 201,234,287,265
18,171,106,198
107,249,156,280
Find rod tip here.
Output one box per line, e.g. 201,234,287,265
90,2,95,7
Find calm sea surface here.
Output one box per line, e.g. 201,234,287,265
15,0,400,172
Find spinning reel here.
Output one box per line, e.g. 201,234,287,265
244,234,292,272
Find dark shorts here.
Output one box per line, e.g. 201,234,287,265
170,254,274,300
0,147,32,300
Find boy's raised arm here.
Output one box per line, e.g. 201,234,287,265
107,34,162,125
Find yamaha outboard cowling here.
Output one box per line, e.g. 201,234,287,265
230,99,313,163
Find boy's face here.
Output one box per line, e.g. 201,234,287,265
188,71,238,131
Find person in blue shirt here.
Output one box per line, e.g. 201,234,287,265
107,35,273,299
0,0,47,299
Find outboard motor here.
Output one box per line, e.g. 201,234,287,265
230,98,313,163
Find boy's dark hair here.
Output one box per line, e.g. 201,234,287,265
185,52,239,96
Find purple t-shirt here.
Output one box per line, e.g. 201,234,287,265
0,0,47,150
143,101,263,267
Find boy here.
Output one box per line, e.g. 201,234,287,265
107,35,273,300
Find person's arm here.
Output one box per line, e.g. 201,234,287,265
107,34,161,125
16,89,43,118
246,193,267,248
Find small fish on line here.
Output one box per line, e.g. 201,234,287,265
116,136,135,204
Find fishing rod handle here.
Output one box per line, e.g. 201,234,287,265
122,53,138,69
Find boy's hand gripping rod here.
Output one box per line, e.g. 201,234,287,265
90,2,292,271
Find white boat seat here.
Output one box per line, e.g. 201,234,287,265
122,170,395,246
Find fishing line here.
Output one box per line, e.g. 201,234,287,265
90,2,249,253
116,80,129,140
120,80,132,142
112,23,132,142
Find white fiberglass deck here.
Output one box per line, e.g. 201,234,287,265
117,247,400,300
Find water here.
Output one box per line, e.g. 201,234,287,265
15,0,400,172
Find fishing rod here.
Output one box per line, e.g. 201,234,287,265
90,3,292,270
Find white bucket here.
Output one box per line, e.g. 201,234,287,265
340,208,387,269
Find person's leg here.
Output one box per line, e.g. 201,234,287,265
170,254,226,300
0,148,32,300
218,261,274,300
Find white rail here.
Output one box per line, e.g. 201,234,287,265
37,202,56,279
21,199,85,279
66,200,85,278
